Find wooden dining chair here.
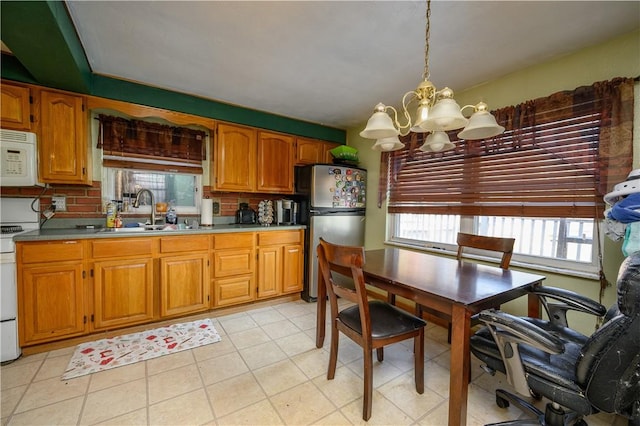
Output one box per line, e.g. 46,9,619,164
418,232,516,342
317,238,426,421
456,232,515,269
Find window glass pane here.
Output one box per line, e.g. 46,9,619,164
392,214,460,245
389,213,595,268
103,168,201,213
476,216,593,263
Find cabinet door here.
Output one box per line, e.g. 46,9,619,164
257,131,294,193
282,244,303,294
257,246,281,299
20,263,86,345
160,254,210,317
213,123,257,192
39,90,89,184
93,258,154,329
0,83,31,130
295,138,324,165
323,142,340,163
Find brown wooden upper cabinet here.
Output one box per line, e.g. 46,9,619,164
38,89,91,185
213,123,295,194
258,131,294,193
0,82,32,131
295,137,339,165
213,123,258,192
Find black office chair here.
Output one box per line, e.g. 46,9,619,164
470,251,640,426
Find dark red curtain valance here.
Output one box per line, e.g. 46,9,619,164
97,114,207,173
380,77,634,219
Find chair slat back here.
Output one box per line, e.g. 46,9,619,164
317,238,366,302
456,232,515,269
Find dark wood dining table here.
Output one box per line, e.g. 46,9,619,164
315,247,546,426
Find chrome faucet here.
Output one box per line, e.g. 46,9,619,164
132,189,157,226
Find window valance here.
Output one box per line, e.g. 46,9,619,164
97,114,207,173
380,77,634,218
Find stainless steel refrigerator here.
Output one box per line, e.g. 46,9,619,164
295,164,366,301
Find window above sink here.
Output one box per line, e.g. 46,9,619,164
102,168,202,216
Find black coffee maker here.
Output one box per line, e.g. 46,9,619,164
235,203,257,224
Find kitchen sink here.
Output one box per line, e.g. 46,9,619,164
98,225,180,233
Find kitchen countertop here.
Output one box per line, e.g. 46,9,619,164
14,224,306,242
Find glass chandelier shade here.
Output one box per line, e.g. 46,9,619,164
457,109,505,140
359,103,399,139
372,135,404,152
360,0,504,150
418,131,455,152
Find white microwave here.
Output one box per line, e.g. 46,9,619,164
0,129,40,187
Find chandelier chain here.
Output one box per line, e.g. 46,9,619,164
423,0,431,81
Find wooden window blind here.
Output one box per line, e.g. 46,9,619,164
383,78,634,219
97,114,207,173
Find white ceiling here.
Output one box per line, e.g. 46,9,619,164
65,1,640,130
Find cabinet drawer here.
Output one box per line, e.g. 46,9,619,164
214,233,254,249
19,241,84,264
214,248,254,277
214,275,255,307
91,238,155,258
160,235,209,253
258,230,302,246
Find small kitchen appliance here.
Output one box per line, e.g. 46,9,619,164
0,197,40,362
0,129,40,187
275,199,298,225
235,203,257,224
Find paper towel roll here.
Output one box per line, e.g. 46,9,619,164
201,198,213,225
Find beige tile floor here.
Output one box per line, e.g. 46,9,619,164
0,299,627,425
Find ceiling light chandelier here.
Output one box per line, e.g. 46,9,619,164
362,0,504,152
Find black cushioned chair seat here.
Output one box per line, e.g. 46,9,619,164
471,326,594,416
339,300,427,339
471,327,584,391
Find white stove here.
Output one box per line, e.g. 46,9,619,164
1,197,39,362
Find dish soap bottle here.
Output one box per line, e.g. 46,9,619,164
106,201,117,228
165,204,178,225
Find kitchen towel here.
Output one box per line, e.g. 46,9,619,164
201,198,213,225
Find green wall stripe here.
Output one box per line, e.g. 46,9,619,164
91,75,345,143
0,55,38,84
0,1,92,93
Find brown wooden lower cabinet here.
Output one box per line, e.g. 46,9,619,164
17,240,87,346
92,258,154,329
160,253,210,317
16,229,304,347
212,233,255,307
90,238,156,331
20,262,87,345
257,230,304,298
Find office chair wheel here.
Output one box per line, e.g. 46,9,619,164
573,419,587,426
496,395,510,409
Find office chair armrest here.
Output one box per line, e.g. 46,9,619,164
478,309,565,355
478,309,565,396
532,286,607,328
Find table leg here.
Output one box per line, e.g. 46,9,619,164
448,304,471,426
527,290,541,318
316,267,326,348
